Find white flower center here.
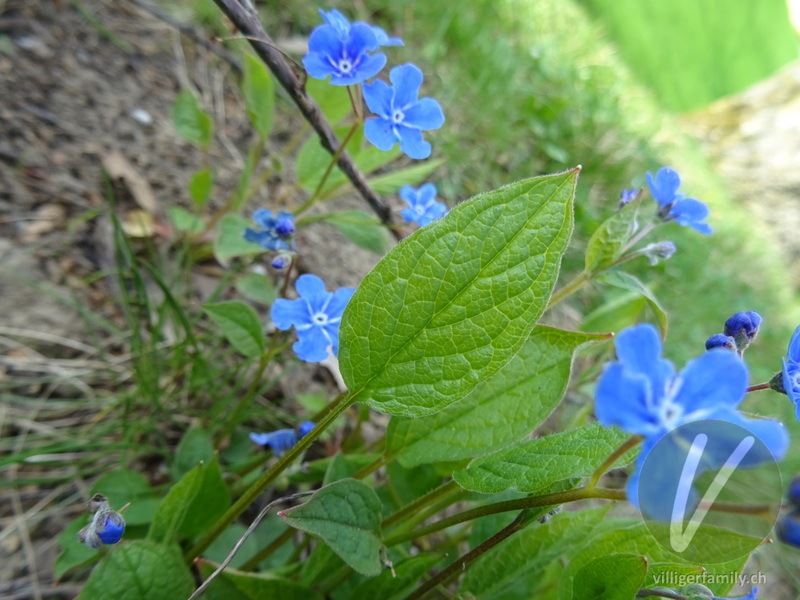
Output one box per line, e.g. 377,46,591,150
392,109,405,124
312,312,329,326
338,58,352,74
415,204,425,215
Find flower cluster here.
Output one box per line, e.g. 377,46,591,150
646,166,712,235
250,421,316,457
399,183,448,227
595,323,788,516
77,494,125,549
243,209,296,268
704,310,762,356
302,10,444,160
271,274,355,362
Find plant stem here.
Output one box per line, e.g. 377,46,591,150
405,511,530,600
383,486,625,547
587,435,642,488
546,270,591,309
746,382,770,393
185,392,355,562
293,122,361,217
382,480,462,530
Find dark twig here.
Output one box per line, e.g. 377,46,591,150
210,0,400,240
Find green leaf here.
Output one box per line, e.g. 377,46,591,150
90,469,157,526
172,89,213,149
339,169,578,417
168,206,204,233
280,478,384,576
641,563,703,588
307,77,352,124
557,521,750,600
461,507,608,598
177,458,231,538
242,53,275,138
581,292,645,334
598,270,668,336
389,326,609,468
571,554,647,600
236,272,277,305
189,169,214,206
453,423,633,494
78,541,194,600
323,210,391,255
55,518,99,579
202,300,265,358
149,463,204,544
214,214,263,262
351,554,443,600
368,158,446,195
197,560,323,600
173,426,214,479
584,196,641,273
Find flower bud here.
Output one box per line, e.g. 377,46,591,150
705,334,736,352
723,311,762,353
778,511,800,547
618,188,638,209
641,241,676,266
788,475,800,508
77,494,125,549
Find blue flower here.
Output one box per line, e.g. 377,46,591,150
302,11,386,86
244,209,294,251
595,324,788,512
271,274,355,362
400,183,448,226
782,325,800,419
250,421,316,457
77,494,125,549
705,333,736,351
646,167,713,235
319,9,403,47
363,64,445,159
778,511,800,547
789,474,800,508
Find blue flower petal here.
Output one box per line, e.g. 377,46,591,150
595,363,662,436
404,98,445,130
370,25,403,46
697,410,789,465
364,117,398,151
319,8,349,38
271,298,311,330
302,52,337,81
252,208,276,229
416,182,438,204
647,167,681,206
326,286,356,320
390,64,423,108
298,421,316,437
635,434,701,521
307,24,342,56
673,350,747,415
788,325,800,360
295,274,328,306
614,324,675,395
294,325,332,362
363,80,393,118
345,22,380,53
398,126,432,159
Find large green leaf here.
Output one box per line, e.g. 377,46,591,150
453,423,633,494
557,520,751,600
339,169,578,417
242,53,275,138
584,196,641,273
388,326,608,468
202,300,265,358
571,554,648,600
172,89,213,149
280,478,384,576
197,560,322,600
78,541,194,600
461,507,608,597
177,458,231,539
